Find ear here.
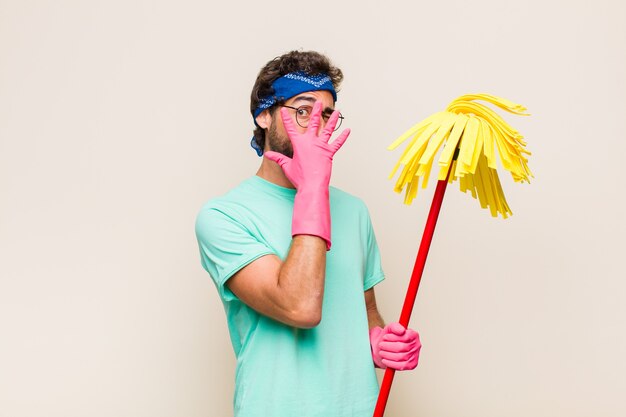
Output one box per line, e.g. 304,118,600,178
255,109,272,129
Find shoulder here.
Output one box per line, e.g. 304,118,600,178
196,176,264,215
330,186,371,215
330,186,368,208
195,180,256,233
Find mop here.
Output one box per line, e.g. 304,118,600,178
373,93,532,416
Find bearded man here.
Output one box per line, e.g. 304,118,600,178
195,50,421,417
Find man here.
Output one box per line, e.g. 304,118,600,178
195,50,421,417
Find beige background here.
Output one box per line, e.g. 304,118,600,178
1,0,625,416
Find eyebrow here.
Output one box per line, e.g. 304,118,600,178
292,96,335,114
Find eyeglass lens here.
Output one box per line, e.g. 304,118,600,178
294,106,343,131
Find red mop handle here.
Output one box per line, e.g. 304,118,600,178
373,176,451,417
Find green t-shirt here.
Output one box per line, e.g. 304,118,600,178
195,176,385,417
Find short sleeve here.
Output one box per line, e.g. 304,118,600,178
362,207,385,291
195,207,275,302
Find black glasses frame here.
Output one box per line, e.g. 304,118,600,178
279,104,344,132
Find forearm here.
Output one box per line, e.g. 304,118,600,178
367,306,385,330
276,234,327,327
365,288,385,330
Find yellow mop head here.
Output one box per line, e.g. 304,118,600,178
388,94,532,218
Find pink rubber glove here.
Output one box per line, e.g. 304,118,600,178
370,322,421,371
264,100,350,250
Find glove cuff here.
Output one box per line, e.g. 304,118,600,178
292,186,331,250
369,326,386,369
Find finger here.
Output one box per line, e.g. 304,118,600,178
321,110,341,139
307,101,323,133
381,358,418,371
406,328,419,338
264,151,291,167
379,350,417,362
329,128,350,154
379,340,417,354
280,108,299,138
382,331,417,344
386,322,407,336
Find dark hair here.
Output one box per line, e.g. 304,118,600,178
250,50,344,151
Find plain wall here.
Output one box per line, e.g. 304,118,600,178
1,0,624,416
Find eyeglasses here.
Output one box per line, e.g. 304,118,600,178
280,105,344,131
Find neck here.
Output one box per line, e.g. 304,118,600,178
256,157,295,189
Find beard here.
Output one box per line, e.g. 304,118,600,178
267,121,294,159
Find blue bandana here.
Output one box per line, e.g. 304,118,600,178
250,72,337,156
253,72,337,120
